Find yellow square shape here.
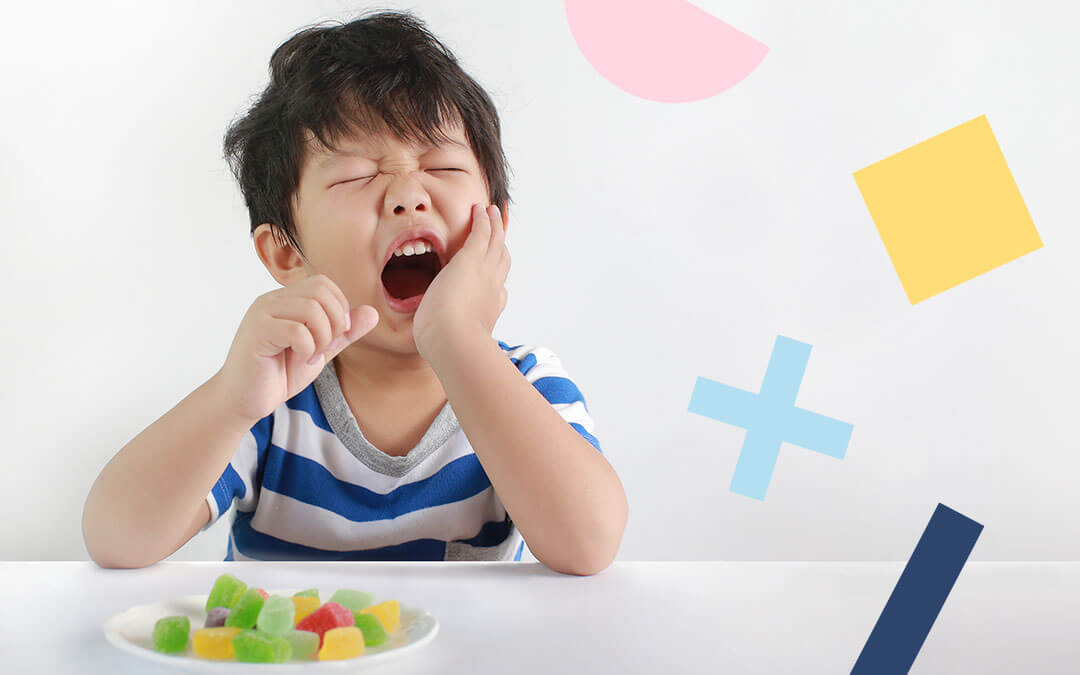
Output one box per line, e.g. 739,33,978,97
853,115,1042,304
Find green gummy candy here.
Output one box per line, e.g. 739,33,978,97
152,615,190,653
224,588,265,630
283,629,320,660
329,588,374,612
232,629,292,663
353,612,389,647
206,573,247,612
292,588,320,600
256,595,295,635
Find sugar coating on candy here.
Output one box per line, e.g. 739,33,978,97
255,595,295,635
232,629,292,663
192,627,241,660
295,601,354,648
189,580,402,662
206,573,247,612
359,600,401,633
353,612,389,646
152,615,190,654
283,629,320,661
292,596,321,626
318,626,365,661
204,606,230,628
225,588,265,630
329,588,374,612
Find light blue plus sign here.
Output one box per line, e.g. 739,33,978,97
688,335,853,501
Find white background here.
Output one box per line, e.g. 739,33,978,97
1,0,1076,562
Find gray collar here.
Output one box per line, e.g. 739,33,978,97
312,359,461,478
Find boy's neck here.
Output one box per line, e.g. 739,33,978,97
330,342,445,405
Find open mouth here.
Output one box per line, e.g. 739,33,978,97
381,249,442,301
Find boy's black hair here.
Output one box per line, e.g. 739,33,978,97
222,8,513,262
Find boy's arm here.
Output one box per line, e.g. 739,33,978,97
81,373,254,568
426,333,628,576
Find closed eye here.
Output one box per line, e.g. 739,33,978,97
335,168,462,186
339,176,374,185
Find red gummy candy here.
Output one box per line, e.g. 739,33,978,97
254,588,269,600
295,601,354,647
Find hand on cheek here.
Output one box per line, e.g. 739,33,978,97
412,203,510,354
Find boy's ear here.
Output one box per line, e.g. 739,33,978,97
253,223,307,286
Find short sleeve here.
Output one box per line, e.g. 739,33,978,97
503,343,602,454
200,413,274,532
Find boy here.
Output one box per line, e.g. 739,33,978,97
82,10,627,575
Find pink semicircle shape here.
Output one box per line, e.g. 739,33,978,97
564,0,769,102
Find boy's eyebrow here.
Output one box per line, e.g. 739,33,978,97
316,138,469,168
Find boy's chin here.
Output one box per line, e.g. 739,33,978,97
372,322,425,354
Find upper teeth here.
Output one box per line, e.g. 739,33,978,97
393,239,433,257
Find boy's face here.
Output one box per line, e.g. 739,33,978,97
257,118,506,355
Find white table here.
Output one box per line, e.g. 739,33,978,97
4,561,1078,673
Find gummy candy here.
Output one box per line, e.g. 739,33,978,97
292,596,320,626
328,588,374,612
295,601,354,647
206,573,247,612
283,629,320,660
353,612,389,646
256,595,294,635
359,600,400,633
318,626,365,660
204,606,230,628
192,627,241,659
152,615,190,653
232,629,292,663
225,588,265,630
165,580,407,663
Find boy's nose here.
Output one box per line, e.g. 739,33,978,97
393,202,428,215
386,178,431,214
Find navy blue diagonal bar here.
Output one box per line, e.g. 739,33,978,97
851,503,983,674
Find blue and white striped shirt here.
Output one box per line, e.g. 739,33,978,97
200,340,601,561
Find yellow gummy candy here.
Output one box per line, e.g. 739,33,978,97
292,596,321,626
192,627,242,660
318,626,365,660
358,600,400,633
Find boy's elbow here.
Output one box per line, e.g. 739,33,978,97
88,549,157,570
82,510,159,570
84,536,155,569
544,500,627,576
541,539,620,576
84,525,166,569
544,551,614,576
577,543,620,576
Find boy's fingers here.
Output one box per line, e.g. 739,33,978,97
305,281,349,340
316,275,351,329
323,307,379,361
488,205,502,252
270,295,334,355
345,306,379,340
497,248,511,279
469,203,489,251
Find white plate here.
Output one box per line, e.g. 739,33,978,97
103,589,439,671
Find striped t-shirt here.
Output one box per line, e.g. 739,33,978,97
200,339,602,561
